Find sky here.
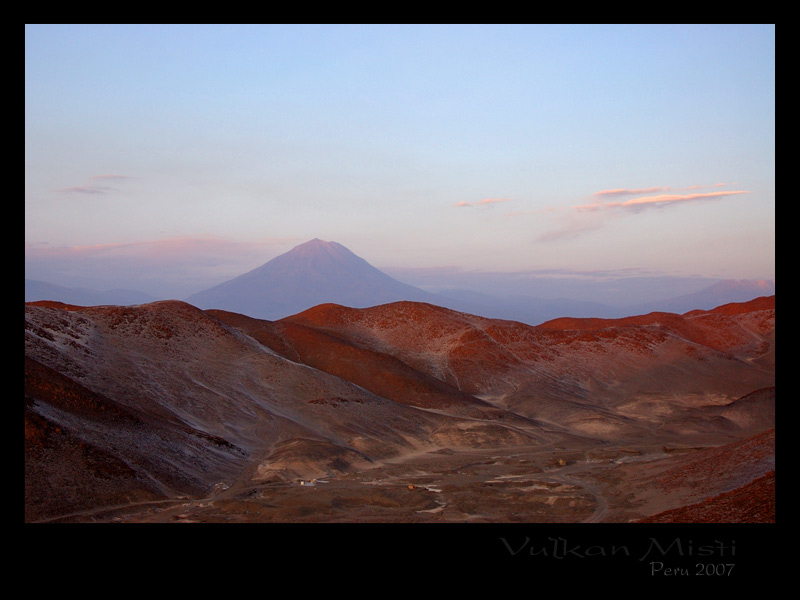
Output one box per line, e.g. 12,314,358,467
25,24,775,299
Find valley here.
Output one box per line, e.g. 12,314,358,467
46,429,774,524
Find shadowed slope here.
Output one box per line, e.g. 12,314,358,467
283,297,775,440
283,301,526,393
26,357,166,521
24,300,474,520
284,297,774,398
638,470,775,523
634,428,775,523
25,356,245,522
209,309,552,446
208,309,488,412
26,299,562,521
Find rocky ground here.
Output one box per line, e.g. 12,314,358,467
35,428,773,524
25,297,775,525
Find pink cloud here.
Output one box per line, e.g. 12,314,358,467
593,187,671,197
454,198,512,208
685,183,728,190
576,190,749,213
477,198,512,205
537,184,750,243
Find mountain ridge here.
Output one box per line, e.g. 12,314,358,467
27,239,774,325
184,239,775,323
25,293,775,522
25,278,159,307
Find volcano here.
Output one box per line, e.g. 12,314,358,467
185,239,441,320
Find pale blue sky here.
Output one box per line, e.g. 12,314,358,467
25,24,775,298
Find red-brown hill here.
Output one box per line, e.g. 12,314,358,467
282,297,775,439
25,295,775,523
209,309,495,414
636,428,775,523
25,300,481,520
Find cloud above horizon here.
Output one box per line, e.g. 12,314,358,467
576,189,750,213
55,186,113,195
593,187,672,197
54,174,135,195
536,184,750,242
454,198,513,208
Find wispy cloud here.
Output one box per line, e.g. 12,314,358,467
685,182,728,190
536,183,750,243
593,187,671,198
55,186,113,195
54,174,135,195
454,198,513,208
536,215,606,242
576,190,750,213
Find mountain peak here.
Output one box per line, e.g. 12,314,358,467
287,238,348,257
185,239,439,320
272,239,366,271
297,238,336,248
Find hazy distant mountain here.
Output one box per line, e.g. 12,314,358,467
626,279,775,315
384,268,728,307
434,281,776,324
27,242,775,326
185,238,443,320
384,266,776,323
25,278,159,307
434,288,622,323
184,239,775,324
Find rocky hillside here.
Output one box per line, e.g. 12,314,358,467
281,297,775,439
25,296,774,522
